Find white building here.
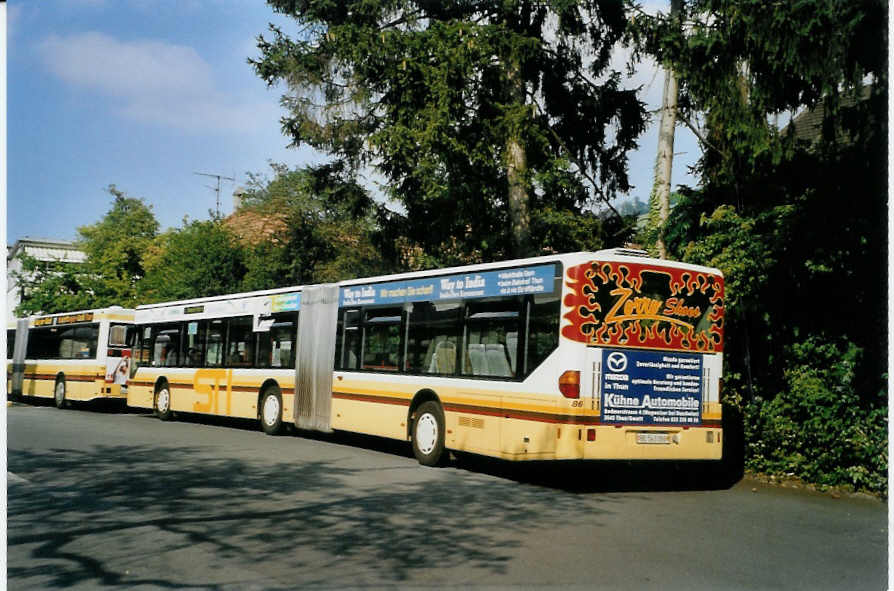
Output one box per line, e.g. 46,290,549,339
7,238,87,320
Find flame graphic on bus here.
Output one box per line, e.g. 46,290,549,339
561,261,724,352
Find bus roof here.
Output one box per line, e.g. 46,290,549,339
132,250,722,323
336,249,722,287
136,285,303,311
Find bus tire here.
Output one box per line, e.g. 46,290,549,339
155,380,173,421
259,386,283,435
412,400,446,467
54,377,67,409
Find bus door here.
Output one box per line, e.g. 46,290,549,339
11,319,29,396
294,284,339,432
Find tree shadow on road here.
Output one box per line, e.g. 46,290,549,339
7,440,613,589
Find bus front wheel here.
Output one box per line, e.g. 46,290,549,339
54,378,66,409
155,382,173,421
259,386,283,435
412,401,446,467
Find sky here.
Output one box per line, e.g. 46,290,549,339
6,0,699,246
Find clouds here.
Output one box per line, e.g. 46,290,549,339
36,32,279,134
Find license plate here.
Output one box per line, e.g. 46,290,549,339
636,432,670,444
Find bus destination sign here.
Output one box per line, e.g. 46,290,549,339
340,264,556,307
600,348,702,426
33,312,95,327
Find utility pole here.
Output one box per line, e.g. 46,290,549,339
194,171,235,217
651,0,681,259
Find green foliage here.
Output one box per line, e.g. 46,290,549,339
631,0,886,493
632,0,885,190
13,254,96,316
678,203,792,315
141,219,247,303
254,0,646,259
14,186,159,315
237,162,388,287
745,338,887,495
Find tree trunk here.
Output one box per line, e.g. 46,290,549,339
506,136,531,258
505,53,531,259
652,0,681,259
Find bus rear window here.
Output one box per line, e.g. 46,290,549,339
108,324,129,347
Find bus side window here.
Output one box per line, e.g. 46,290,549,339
150,324,182,367
205,319,225,367
183,320,206,367
406,302,460,375
138,326,152,367
524,294,560,377
57,325,99,359
361,307,402,371
462,298,522,378
226,316,254,367
336,309,361,370
258,312,295,369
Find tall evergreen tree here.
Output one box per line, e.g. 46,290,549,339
253,0,646,261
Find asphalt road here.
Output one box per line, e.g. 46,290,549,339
6,402,888,590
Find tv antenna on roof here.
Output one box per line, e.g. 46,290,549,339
194,171,236,217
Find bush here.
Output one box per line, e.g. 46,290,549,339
744,337,887,495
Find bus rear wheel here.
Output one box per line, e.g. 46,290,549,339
412,401,446,467
54,378,66,409
260,386,283,435
155,381,173,421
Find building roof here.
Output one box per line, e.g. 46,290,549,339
223,208,289,247
7,238,86,263
786,85,873,145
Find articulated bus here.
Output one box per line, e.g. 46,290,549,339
126,250,725,466
126,286,303,434
7,307,136,407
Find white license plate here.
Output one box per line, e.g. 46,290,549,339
636,432,670,444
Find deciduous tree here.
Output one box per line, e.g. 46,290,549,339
14,185,159,315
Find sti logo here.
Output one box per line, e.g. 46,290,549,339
606,351,628,373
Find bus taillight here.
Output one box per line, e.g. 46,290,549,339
559,370,580,399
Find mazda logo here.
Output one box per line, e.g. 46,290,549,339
606,352,628,373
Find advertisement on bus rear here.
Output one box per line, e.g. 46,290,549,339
600,348,702,426
562,260,724,353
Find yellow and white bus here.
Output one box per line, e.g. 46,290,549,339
126,286,303,434
127,250,725,466
7,307,136,407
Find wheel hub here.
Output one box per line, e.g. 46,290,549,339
157,389,169,413
415,413,438,455
263,395,280,425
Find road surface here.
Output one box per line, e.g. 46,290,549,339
6,402,888,590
